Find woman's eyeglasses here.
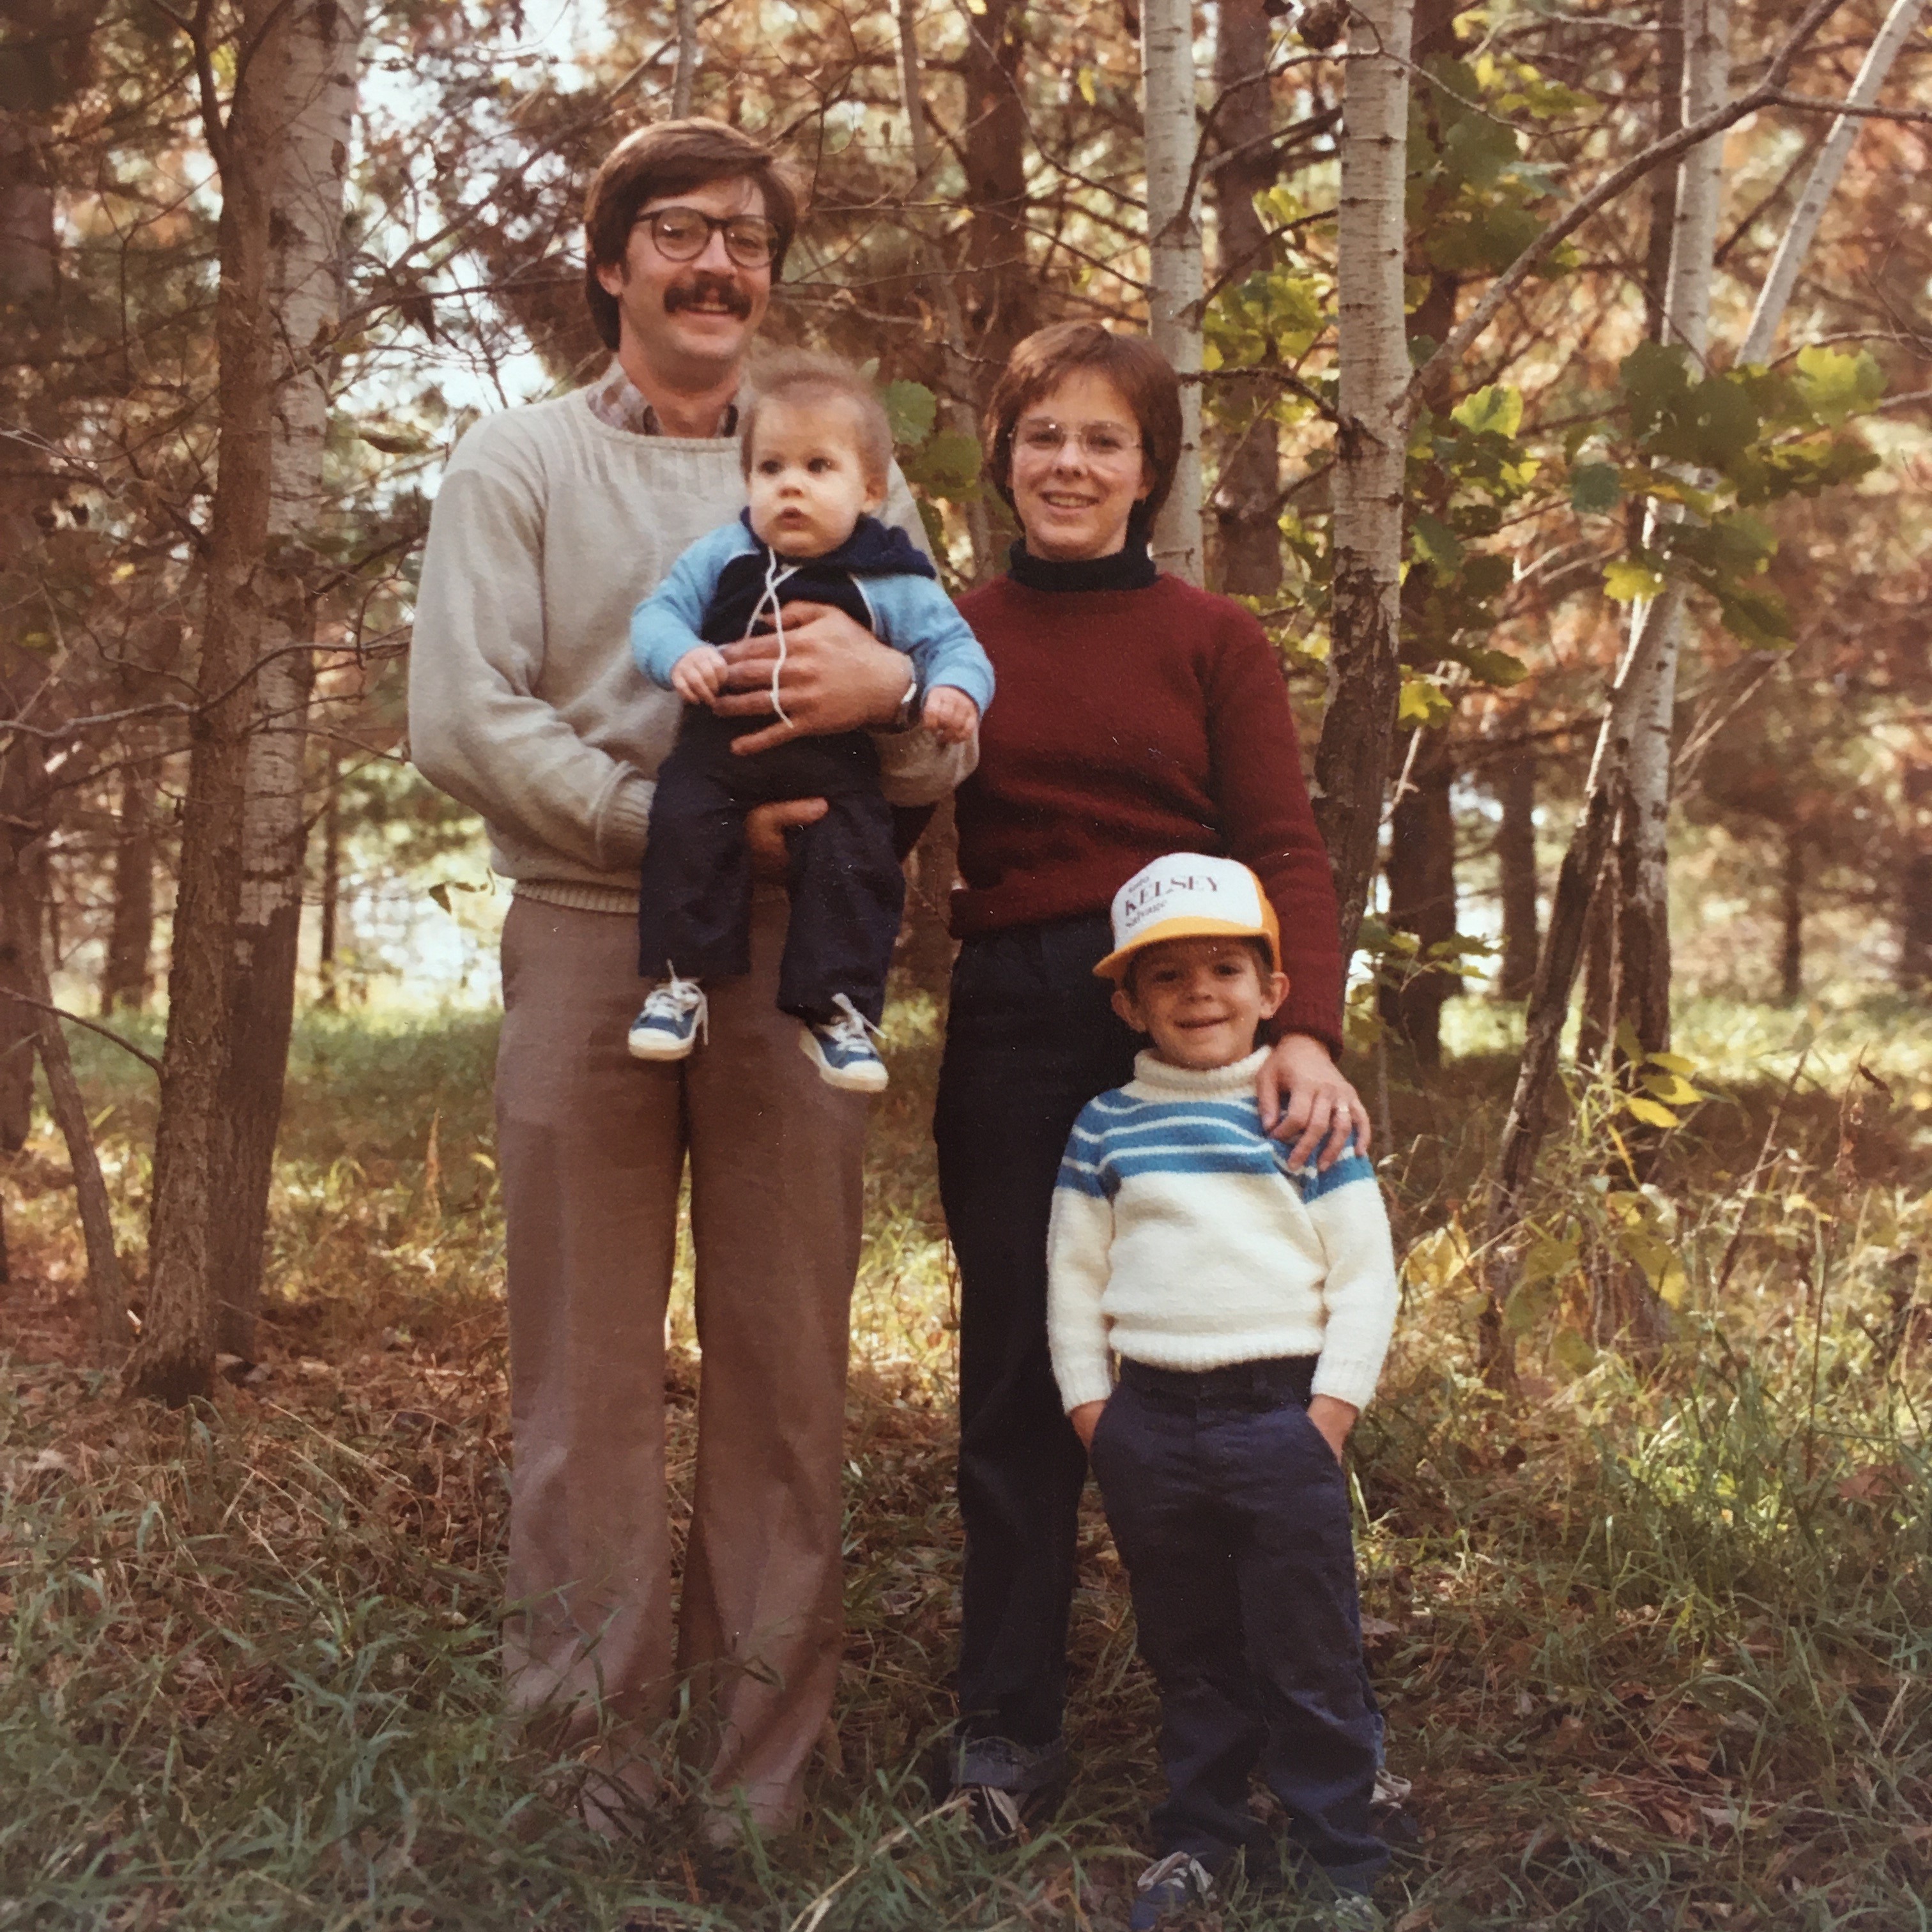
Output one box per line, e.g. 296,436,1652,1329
1014,419,1143,463
633,206,780,269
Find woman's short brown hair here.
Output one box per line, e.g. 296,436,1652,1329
583,119,802,352
740,350,893,489
983,322,1184,526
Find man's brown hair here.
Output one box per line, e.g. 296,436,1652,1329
583,119,802,352
983,322,1183,526
740,350,893,491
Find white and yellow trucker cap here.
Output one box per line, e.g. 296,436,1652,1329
1092,852,1282,982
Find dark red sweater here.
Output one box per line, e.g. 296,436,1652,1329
951,572,1345,1054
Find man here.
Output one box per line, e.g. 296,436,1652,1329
408,119,970,1837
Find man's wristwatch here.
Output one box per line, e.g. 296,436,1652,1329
882,671,921,732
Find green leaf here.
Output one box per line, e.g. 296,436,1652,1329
1551,1327,1597,1376
1460,646,1530,688
1410,511,1464,572
880,380,937,447
1604,558,1665,602
1452,384,1524,438
1625,1095,1681,1130
1793,344,1885,426
1642,1072,1707,1108
1620,340,1691,433
900,429,983,498
1570,461,1621,514
1646,1050,1697,1075
1398,675,1453,727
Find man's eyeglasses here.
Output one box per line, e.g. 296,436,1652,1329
633,205,781,269
1014,418,1143,463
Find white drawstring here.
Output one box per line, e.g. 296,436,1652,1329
753,548,797,731
824,993,884,1045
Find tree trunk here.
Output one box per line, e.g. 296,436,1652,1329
1614,0,1727,1073
1312,0,1414,964
1639,0,1684,348
672,0,698,116
961,0,1036,392
1208,0,1280,597
1779,819,1803,1004
318,744,341,1008
1575,837,1618,1073
206,0,363,1363
1,859,129,1356
1142,0,1205,583
125,0,300,1405
896,0,993,578
100,760,157,1013
1738,0,1927,367
1899,764,1931,992
1380,728,1458,1066
1493,735,1538,1000
1480,5,1729,1376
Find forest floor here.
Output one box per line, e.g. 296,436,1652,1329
3,991,1931,1930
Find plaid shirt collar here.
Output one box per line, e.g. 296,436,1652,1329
586,361,740,439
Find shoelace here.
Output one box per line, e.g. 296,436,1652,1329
645,969,709,1045
820,993,885,1052
1135,1852,1213,1901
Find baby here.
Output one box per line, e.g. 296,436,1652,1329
627,351,994,1092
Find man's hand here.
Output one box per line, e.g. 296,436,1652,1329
745,797,828,882
1068,1399,1107,1449
1306,1394,1358,1464
1258,1032,1372,1172
712,601,912,755
921,686,980,745
670,643,729,706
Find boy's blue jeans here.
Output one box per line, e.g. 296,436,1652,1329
1090,1356,1390,1893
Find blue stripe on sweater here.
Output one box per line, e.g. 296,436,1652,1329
1059,1087,1374,1205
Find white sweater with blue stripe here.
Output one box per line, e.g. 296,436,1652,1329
1046,1047,1399,1415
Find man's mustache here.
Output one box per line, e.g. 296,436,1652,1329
664,273,754,319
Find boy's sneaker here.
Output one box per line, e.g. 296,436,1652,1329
799,995,887,1093
1128,1853,1215,1929
628,974,708,1061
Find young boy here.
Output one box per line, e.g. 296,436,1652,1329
1047,853,1400,1930
627,351,994,1092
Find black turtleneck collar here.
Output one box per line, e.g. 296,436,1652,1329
1007,535,1158,594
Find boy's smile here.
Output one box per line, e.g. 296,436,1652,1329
1112,935,1287,1071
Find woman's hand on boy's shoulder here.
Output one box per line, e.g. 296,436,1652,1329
1257,1033,1372,1170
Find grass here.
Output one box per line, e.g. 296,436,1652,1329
2,989,1929,1928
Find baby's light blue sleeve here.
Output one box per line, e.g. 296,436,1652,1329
630,523,758,687
866,576,997,717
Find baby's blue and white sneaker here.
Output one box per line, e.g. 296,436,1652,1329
799,995,887,1094
1128,1853,1215,1929
627,973,708,1061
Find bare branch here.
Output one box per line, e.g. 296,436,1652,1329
0,993,162,1076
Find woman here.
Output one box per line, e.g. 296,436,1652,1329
935,322,1372,1836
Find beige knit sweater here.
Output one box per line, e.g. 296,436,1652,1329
409,383,973,915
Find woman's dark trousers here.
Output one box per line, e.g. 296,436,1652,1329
636,709,904,1027
934,912,1139,1750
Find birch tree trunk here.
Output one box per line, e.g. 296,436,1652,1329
125,0,300,1404
1614,0,1729,1084
1311,0,1414,962
1479,0,1728,1377
1209,0,1281,595
1141,0,1205,582
209,0,364,1361
1738,0,1926,367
